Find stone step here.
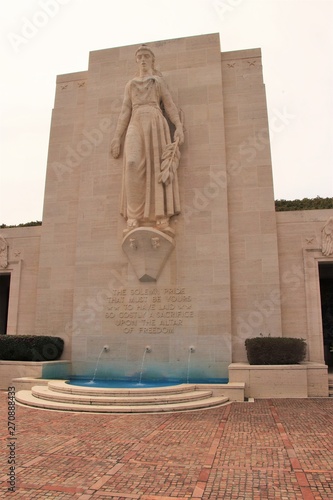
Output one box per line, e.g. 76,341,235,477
47,380,197,396
15,389,229,413
31,385,215,405
328,381,333,396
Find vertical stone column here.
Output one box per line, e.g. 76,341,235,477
222,49,282,361
34,71,88,358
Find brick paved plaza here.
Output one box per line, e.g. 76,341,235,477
1,393,332,499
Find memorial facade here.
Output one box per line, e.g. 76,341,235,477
1,34,332,392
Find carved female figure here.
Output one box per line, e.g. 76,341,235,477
111,45,184,235
0,235,8,269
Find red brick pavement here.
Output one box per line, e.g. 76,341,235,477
0,393,332,499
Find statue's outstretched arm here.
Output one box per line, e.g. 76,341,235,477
111,84,132,158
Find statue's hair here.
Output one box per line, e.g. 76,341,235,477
135,44,155,60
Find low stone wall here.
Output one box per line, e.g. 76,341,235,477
196,382,245,401
11,377,50,391
228,362,328,398
0,361,71,390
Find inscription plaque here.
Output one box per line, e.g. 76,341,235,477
105,287,195,334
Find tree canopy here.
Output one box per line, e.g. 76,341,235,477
275,196,333,211
0,221,42,228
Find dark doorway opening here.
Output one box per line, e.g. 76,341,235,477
0,274,10,334
319,263,333,367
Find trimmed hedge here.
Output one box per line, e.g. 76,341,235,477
245,337,306,365
0,335,64,361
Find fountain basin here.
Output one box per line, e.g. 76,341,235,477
66,377,228,389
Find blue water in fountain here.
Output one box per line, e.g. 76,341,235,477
67,377,183,388
66,376,228,388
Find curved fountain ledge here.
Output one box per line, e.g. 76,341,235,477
15,380,230,413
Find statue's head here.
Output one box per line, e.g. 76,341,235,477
135,45,156,73
135,44,155,63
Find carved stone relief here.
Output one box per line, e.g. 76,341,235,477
122,228,175,282
0,235,8,269
321,217,333,256
111,44,184,280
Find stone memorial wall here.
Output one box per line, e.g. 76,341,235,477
0,33,331,394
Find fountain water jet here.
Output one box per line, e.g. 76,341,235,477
90,345,110,383
186,346,195,384
139,346,152,384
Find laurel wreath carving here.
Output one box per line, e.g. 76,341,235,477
158,138,180,186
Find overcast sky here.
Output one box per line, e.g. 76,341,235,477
1,0,332,225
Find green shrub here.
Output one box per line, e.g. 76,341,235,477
245,337,306,365
0,335,64,361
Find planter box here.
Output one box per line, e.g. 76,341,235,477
228,362,328,398
0,360,71,390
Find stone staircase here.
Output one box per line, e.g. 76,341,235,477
15,381,229,413
329,373,333,397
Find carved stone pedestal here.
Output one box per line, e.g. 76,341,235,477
122,227,175,282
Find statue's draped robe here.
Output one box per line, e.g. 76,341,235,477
120,76,180,222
